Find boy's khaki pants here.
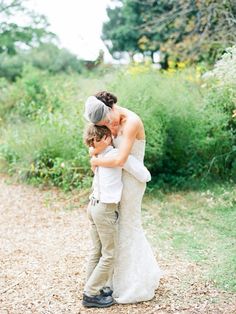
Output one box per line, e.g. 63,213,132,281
84,199,119,296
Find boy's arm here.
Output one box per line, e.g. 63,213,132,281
107,149,151,183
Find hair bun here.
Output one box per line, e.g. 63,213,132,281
94,91,117,108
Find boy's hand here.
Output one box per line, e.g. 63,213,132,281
93,135,111,154
91,165,96,173
89,146,95,157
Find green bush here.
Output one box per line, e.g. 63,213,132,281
0,77,12,121
0,53,24,81
0,44,86,82
27,43,85,74
108,66,236,185
0,62,235,190
0,67,96,190
109,68,202,179
108,70,168,172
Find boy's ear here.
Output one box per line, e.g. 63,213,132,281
90,139,95,147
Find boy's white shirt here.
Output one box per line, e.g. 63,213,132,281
90,145,151,204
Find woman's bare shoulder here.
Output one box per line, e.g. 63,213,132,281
117,106,145,139
124,108,142,124
122,111,141,131
121,109,145,138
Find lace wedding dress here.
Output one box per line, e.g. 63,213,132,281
112,136,162,304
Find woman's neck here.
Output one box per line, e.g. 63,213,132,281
115,105,127,125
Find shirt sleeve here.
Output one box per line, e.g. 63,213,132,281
106,148,151,183
123,154,151,183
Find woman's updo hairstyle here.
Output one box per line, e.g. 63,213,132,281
94,91,117,109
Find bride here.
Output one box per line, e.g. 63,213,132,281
84,91,162,303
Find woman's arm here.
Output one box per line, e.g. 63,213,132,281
91,118,140,168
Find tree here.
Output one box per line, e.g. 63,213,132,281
0,0,55,55
139,0,236,63
102,0,236,64
102,0,160,62
102,2,138,60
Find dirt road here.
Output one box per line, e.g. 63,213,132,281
0,175,235,314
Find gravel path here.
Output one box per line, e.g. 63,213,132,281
0,174,235,314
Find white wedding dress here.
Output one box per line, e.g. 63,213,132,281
111,136,162,304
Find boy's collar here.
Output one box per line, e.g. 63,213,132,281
98,145,113,156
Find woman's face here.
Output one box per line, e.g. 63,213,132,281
96,108,120,135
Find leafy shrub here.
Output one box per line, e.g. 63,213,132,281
0,67,96,190
108,69,168,172
1,66,80,122
0,118,91,190
15,68,51,119
200,45,236,180
109,68,203,178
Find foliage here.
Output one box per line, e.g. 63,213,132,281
0,63,235,189
26,43,85,74
0,76,13,119
0,52,24,81
0,65,62,120
0,120,91,191
0,67,93,190
0,44,85,81
141,0,236,63
0,0,55,55
200,45,236,180
102,0,161,61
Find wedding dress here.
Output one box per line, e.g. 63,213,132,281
112,136,162,303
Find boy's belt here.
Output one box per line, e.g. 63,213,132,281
91,196,100,206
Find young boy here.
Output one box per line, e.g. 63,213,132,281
82,124,151,308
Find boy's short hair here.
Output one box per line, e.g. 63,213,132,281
83,124,112,147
